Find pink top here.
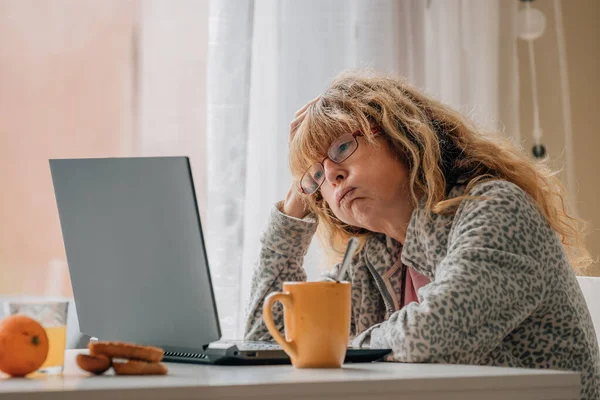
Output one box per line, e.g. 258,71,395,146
402,266,430,307
382,257,430,311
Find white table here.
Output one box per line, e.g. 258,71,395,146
0,349,580,400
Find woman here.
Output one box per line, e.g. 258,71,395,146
244,70,600,399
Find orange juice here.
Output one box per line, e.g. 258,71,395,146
41,326,67,368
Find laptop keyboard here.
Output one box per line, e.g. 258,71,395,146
217,340,365,351
163,350,208,359
224,340,282,351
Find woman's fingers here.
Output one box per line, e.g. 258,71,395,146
290,113,306,133
294,96,320,117
290,96,320,142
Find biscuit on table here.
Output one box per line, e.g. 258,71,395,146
89,341,164,363
112,359,168,376
76,354,112,375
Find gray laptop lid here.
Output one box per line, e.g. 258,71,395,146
49,157,221,353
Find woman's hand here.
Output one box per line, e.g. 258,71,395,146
282,183,310,219
289,96,320,145
282,96,320,219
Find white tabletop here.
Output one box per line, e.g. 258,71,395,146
0,350,580,400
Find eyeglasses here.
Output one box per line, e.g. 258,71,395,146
300,129,378,195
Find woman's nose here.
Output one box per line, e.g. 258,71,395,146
323,158,347,186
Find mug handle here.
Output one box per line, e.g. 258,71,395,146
262,291,298,360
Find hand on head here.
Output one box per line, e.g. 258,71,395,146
289,96,320,146
282,96,320,219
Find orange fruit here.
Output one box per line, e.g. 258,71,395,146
0,315,49,377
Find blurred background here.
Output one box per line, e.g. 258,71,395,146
0,0,598,339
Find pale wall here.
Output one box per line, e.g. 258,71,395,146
513,0,600,275
0,1,136,295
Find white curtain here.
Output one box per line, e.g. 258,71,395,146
425,0,500,130
205,0,509,340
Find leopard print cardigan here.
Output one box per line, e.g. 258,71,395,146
244,179,600,399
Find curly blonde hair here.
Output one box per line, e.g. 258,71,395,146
289,69,592,272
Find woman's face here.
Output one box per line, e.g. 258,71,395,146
318,135,414,239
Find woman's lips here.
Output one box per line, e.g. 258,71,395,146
338,187,357,206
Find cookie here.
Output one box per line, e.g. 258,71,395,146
76,353,112,375
89,341,163,363
112,359,168,376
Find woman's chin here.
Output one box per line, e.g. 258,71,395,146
342,196,363,209
344,199,373,222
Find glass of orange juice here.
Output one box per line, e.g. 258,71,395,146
3,300,69,375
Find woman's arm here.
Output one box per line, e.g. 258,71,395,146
245,97,321,340
243,198,317,340
353,181,547,364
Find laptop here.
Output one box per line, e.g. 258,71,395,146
49,156,391,365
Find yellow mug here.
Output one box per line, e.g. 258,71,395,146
262,281,351,368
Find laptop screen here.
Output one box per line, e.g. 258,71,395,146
50,156,221,352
